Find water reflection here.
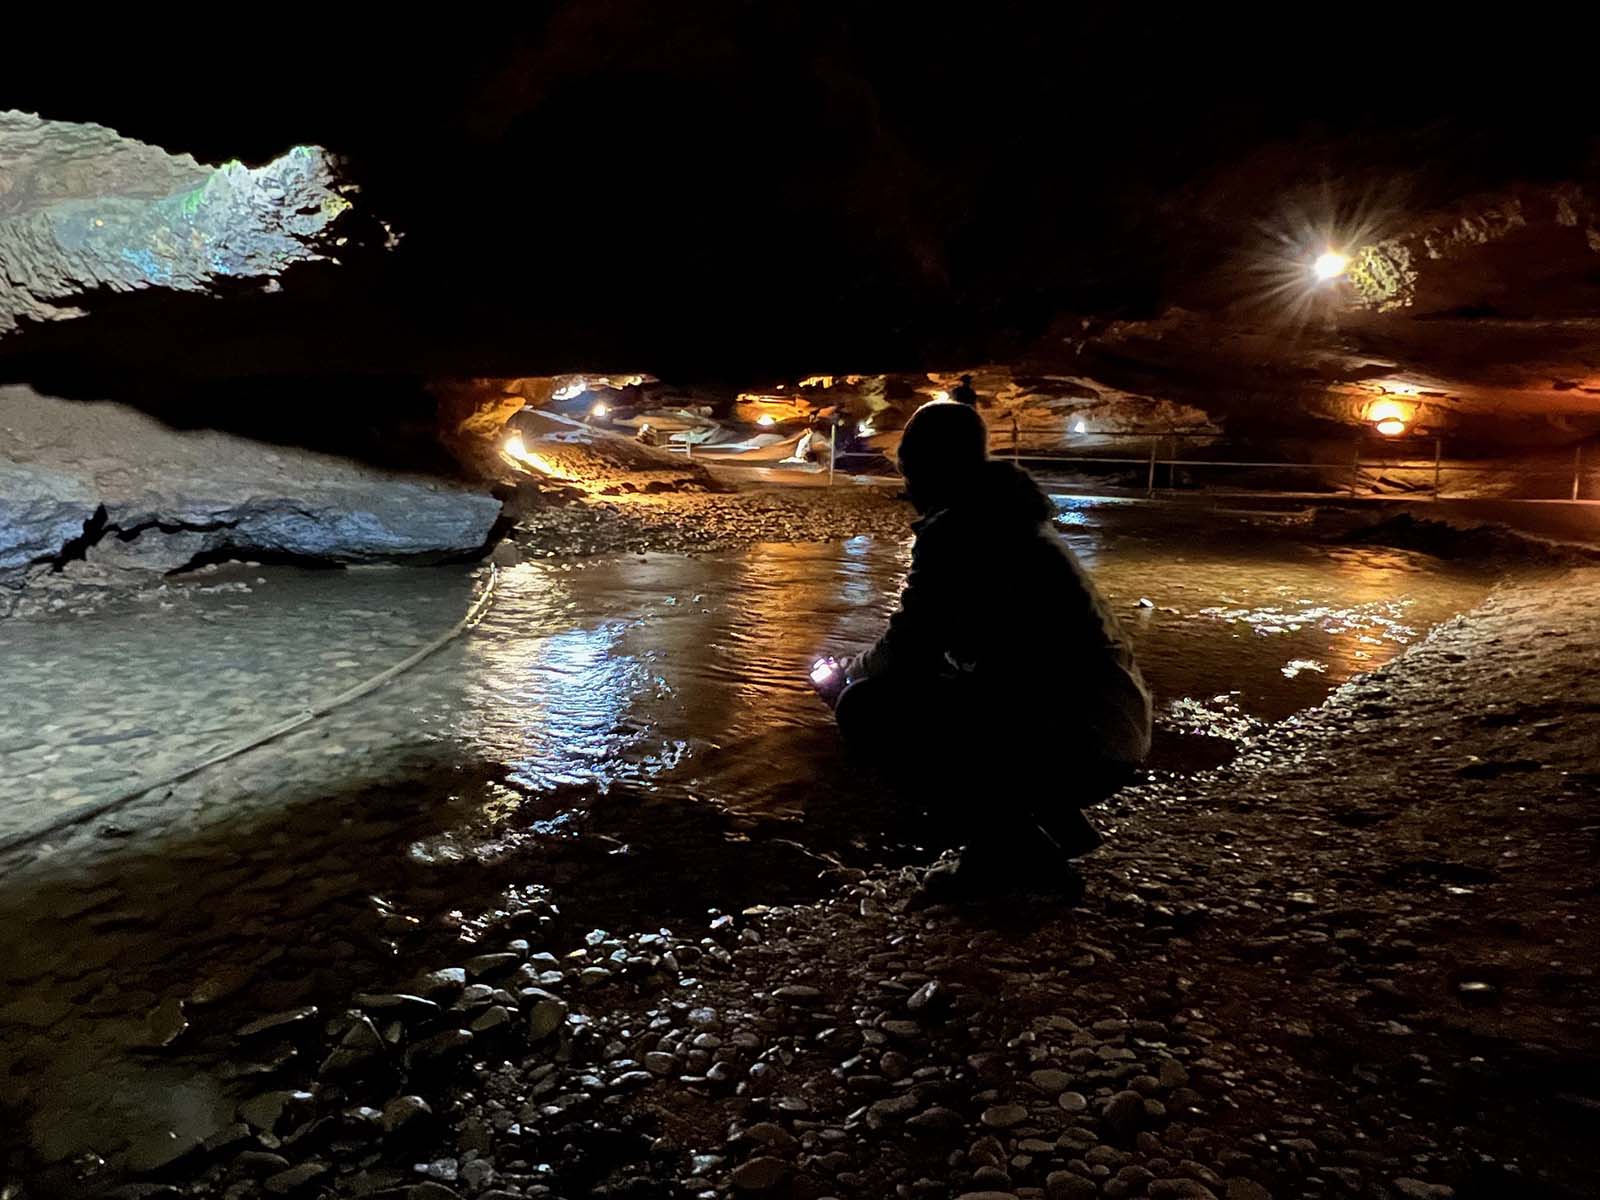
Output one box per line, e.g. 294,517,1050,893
438,526,1489,815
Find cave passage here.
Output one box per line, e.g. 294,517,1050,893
0,503,1509,1178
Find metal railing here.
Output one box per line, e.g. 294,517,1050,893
993,427,1594,502
677,422,1595,502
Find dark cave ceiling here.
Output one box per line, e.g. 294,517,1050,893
2,7,1599,440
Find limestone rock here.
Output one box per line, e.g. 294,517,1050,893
0,387,501,584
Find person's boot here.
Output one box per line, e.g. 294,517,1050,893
912,824,1085,906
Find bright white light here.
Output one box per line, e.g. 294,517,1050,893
1375,417,1407,437
1313,250,1349,282
505,432,527,459
756,414,777,428
810,658,837,684
553,380,588,402
931,390,950,403
1072,419,1088,434
855,418,875,437
591,402,609,417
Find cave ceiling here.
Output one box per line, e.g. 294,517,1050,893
2,8,1598,442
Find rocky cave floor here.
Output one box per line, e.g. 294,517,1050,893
503,480,914,561
5,488,1599,1200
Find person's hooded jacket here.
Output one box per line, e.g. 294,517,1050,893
852,460,1152,764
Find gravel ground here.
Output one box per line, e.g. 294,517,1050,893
506,481,913,559
77,568,1598,1200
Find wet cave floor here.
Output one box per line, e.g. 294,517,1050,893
1,491,1594,1198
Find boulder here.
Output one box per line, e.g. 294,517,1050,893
0,387,500,583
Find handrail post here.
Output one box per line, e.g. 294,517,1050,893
1433,437,1442,499
1146,438,1157,497
1349,440,1361,497
1012,415,1020,463
1574,444,1584,502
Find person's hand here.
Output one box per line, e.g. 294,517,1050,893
809,656,848,709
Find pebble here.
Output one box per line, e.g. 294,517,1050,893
383,1095,433,1133
1058,1091,1088,1113
1046,1172,1100,1200
980,1104,1029,1129
264,1161,329,1194
772,984,825,1004
1103,1089,1145,1138
1149,1180,1218,1200
730,1156,788,1191
1029,1068,1073,1094
1393,1181,1455,1200
235,1006,319,1038
907,1106,965,1136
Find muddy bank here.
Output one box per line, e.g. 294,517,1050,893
11,566,1594,1199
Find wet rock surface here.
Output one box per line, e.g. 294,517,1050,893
0,387,500,604
1,493,1593,1198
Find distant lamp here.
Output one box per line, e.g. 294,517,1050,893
1367,398,1411,437
591,402,609,417
1072,419,1088,435
931,390,950,403
756,414,777,428
1312,250,1349,282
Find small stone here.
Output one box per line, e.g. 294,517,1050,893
645,1051,676,1075
731,1156,788,1191
355,993,441,1022
1104,1090,1144,1138
740,1123,798,1154
1223,1181,1271,1200
866,1092,923,1127
234,1151,292,1175
145,997,189,1047
1058,1090,1088,1113
340,1014,386,1052
1047,1171,1100,1200
1029,1068,1072,1094
238,1090,313,1134
470,1005,513,1034
382,1095,432,1136
411,968,467,999
405,1185,462,1200
265,1161,329,1194
906,980,949,1013
880,1019,922,1040
406,1029,473,1069
980,1104,1028,1129
1393,1181,1454,1200
1158,1060,1190,1089
772,984,825,1005
907,1106,965,1136
1148,1180,1218,1200
236,1007,319,1039
464,953,520,978
525,991,568,1040
201,1123,252,1154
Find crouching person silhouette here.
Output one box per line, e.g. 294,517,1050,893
810,400,1151,903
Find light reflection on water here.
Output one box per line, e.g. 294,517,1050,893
438,515,1494,813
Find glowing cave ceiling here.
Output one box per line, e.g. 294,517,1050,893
2,11,1599,443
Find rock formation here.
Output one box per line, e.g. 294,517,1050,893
0,387,501,586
